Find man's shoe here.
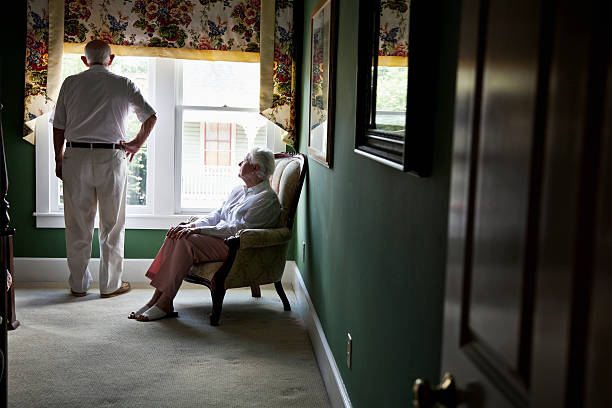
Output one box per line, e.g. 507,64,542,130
100,281,131,298
71,289,87,297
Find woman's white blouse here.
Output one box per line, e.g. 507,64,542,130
192,180,280,238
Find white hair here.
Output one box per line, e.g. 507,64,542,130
246,147,275,180
84,40,111,64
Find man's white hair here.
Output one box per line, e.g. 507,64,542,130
246,147,275,180
84,40,111,64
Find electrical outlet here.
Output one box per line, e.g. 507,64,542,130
346,333,352,369
302,242,306,261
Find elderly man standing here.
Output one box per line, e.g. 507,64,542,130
52,39,157,298
129,147,280,322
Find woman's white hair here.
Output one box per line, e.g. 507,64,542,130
84,40,111,64
246,147,275,180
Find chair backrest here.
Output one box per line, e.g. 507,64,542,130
269,153,307,229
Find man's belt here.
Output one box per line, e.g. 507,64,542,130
66,141,121,149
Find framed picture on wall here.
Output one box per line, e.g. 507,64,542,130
308,0,337,168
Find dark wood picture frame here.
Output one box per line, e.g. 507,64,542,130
355,0,438,176
307,0,337,168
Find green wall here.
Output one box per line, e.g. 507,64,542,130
294,0,460,405
0,4,172,259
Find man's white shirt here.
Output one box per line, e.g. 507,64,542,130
51,65,156,142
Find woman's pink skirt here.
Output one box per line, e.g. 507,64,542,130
145,234,229,299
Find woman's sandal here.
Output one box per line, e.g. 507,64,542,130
128,305,151,319
136,305,179,322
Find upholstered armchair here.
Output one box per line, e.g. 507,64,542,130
184,153,307,325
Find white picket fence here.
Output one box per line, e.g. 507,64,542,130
181,165,239,209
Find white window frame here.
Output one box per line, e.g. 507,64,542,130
34,56,283,229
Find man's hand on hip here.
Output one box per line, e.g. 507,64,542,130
120,114,157,162
119,139,142,162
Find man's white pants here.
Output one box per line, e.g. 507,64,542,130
62,147,127,294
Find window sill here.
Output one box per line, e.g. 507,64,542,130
33,212,194,230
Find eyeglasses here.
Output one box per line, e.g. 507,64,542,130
239,160,255,169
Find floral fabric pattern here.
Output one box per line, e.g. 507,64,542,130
260,0,296,148
24,0,53,140
379,0,410,57
63,0,261,52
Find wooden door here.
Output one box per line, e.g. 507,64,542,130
438,0,612,407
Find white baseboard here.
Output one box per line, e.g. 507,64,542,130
14,258,156,283
14,258,298,284
285,261,352,408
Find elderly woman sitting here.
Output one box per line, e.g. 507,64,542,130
130,147,280,322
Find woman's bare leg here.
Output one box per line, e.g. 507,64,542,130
153,293,174,313
146,289,163,307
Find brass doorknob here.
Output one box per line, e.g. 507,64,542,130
413,373,458,408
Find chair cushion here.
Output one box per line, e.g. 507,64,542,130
270,157,301,228
189,262,223,282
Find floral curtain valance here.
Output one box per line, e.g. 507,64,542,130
378,0,409,67
24,0,296,149
63,0,260,55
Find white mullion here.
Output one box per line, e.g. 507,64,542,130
35,116,53,214
174,60,184,215
267,121,275,152
153,57,176,217
144,57,156,214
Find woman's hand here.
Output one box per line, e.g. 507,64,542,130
166,223,197,239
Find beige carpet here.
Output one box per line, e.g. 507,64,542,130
7,283,330,408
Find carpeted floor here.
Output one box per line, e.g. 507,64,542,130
7,283,331,408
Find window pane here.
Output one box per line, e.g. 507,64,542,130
205,151,218,165
374,66,407,134
219,127,232,141
110,57,151,206
182,60,259,108
218,152,231,166
181,109,267,210
60,54,151,207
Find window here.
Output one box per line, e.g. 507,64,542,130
56,54,152,211
202,123,233,166
35,55,283,229
177,59,273,212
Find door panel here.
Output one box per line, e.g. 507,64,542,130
585,57,612,406
468,0,540,379
441,0,611,406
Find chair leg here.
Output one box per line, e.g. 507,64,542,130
274,281,291,311
209,287,226,326
250,285,261,298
